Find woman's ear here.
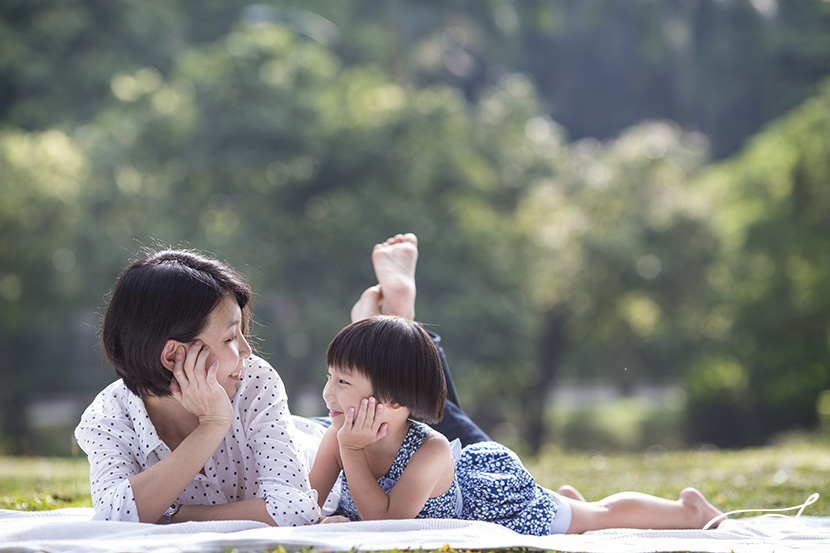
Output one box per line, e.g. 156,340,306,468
160,340,182,372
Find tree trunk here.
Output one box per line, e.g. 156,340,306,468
525,310,567,454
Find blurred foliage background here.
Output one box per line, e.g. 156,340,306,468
1,0,829,456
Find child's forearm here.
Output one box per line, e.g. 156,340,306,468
309,465,337,508
340,447,392,520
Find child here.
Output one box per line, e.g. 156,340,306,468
309,315,725,535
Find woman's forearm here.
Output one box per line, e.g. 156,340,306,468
129,420,229,523
177,498,276,525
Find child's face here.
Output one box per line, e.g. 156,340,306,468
323,365,376,429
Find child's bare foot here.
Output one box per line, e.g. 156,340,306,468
372,233,418,320
558,485,586,502
350,285,383,323
679,487,724,529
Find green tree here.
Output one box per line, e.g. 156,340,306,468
685,77,830,446
4,1,830,454
517,122,718,452
0,23,550,452
8,0,830,161
0,0,187,130
0,127,101,450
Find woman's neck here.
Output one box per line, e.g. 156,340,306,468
143,395,200,451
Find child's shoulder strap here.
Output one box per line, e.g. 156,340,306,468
383,420,431,482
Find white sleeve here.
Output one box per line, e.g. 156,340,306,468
73,396,141,522
238,358,321,526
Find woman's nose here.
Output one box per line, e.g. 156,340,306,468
240,334,253,358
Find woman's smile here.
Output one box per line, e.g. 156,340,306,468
195,296,252,395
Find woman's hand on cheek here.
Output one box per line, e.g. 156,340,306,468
170,342,233,427
337,397,387,451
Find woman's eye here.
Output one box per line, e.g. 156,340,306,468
226,334,237,343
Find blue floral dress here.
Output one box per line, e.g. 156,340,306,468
335,421,561,535
457,440,560,535
335,420,462,520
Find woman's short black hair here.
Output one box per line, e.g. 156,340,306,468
326,316,446,423
102,249,252,398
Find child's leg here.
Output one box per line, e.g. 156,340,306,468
566,488,723,534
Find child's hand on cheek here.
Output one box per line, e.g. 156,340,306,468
337,397,388,451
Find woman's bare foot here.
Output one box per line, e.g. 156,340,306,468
680,487,724,529
558,485,587,502
350,285,383,323
372,233,418,320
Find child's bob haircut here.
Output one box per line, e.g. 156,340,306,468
326,316,446,424
102,249,252,398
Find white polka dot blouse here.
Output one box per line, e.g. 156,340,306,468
74,355,324,526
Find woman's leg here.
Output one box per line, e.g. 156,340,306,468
351,233,490,446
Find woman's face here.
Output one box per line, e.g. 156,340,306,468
195,295,252,397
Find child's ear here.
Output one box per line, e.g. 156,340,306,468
160,340,183,372
386,402,405,411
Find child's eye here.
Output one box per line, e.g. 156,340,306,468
338,379,350,385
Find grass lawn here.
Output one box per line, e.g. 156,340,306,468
0,455,92,510
525,434,829,519
1,434,827,552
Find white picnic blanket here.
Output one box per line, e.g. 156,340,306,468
2,507,830,553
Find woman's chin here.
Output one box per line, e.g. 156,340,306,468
223,381,240,397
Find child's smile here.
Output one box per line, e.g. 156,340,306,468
323,365,376,428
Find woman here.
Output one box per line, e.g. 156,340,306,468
74,234,487,526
